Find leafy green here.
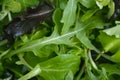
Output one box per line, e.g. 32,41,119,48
17,0,40,9
78,0,96,8
61,0,77,34
1,0,120,80
76,15,104,52
100,63,120,76
103,23,120,38
4,0,21,13
96,0,111,9
18,54,80,80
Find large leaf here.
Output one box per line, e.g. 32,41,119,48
75,15,104,52
18,54,80,80
98,32,120,63
100,63,120,76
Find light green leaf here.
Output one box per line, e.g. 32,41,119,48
75,15,104,52
112,49,120,63
78,0,96,8
19,54,80,80
97,0,110,6
81,8,98,22
107,1,115,18
0,10,8,21
103,25,120,38
98,32,120,52
4,0,21,13
33,44,59,58
61,0,77,34
65,71,74,80
59,0,67,10
96,0,110,9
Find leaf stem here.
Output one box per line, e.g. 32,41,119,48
18,65,41,80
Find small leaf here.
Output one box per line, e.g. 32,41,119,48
0,10,8,21
107,1,115,18
78,0,96,8
81,8,98,22
17,0,39,8
98,32,120,52
96,0,110,9
103,25,120,38
112,49,120,63
5,0,21,13
61,0,77,34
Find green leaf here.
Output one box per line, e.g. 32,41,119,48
103,25,120,38
4,24,81,58
100,63,120,76
78,0,96,8
65,71,74,80
75,15,104,52
24,52,42,67
59,0,67,10
107,1,115,18
19,54,80,80
17,0,39,9
96,0,110,6
112,49,120,63
0,10,8,21
81,8,98,22
52,8,62,34
98,32,120,52
0,62,4,76
96,0,110,9
4,0,21,13
61,0,77,34
33,44,59,58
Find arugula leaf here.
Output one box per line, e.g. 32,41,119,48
4,0,21,13
107,1,115,18
1,0,120,79
78,0,96,8
0,10,8,20
81,8,98,22
18,54,80,80
100,63,120,76
75,15,104,52
103,24,120,38
98,31,120,52
96,0,110,9
17,0,40,9
61,0,77,34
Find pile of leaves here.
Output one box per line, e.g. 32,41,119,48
0,0,120,80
